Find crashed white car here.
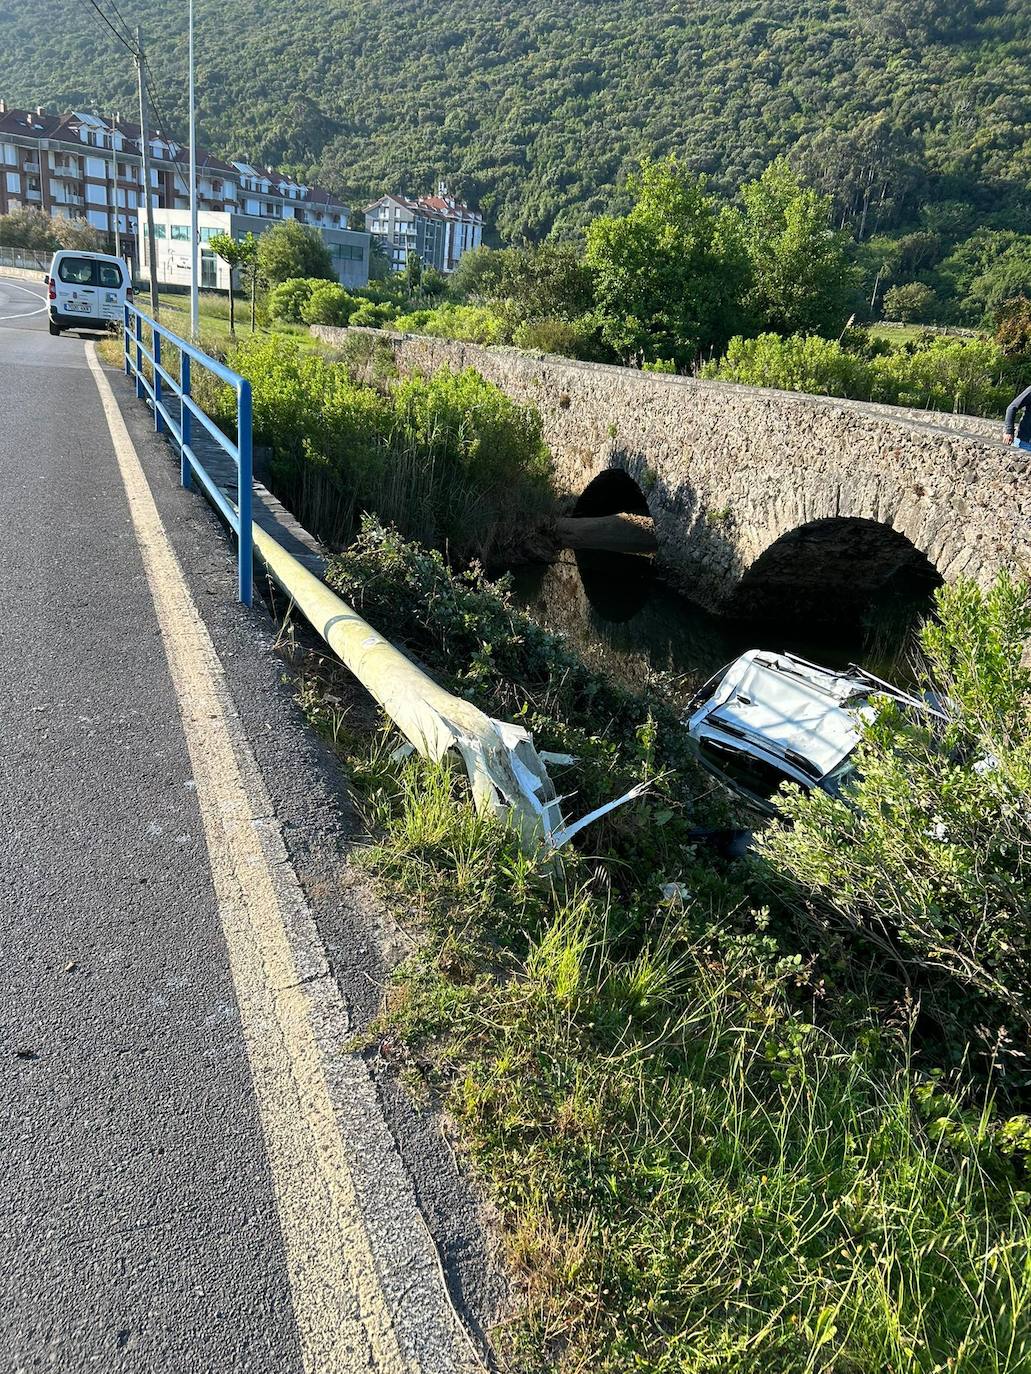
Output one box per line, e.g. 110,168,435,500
686,650,941,815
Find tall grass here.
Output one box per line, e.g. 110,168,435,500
221,335,554,560
292,532,1031,1372
346,750,1031,1374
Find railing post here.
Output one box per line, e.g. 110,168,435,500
180,351,191,489
153,328,164,434
123,304,131,377
134,311,144,399
237,379,253,607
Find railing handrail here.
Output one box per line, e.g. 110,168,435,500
128,304,250,392
123,302,253,605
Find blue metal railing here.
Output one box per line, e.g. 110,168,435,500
122,304,253,605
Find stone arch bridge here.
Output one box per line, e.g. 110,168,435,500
316,328,1031,619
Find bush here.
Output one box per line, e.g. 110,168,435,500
701,332,874,399
512,317,587,355
869,337,1011,415
883,281,939,322
762,574,1031,1046
393,302,506,344
267,277,318,322
705,331,1012,416
349,300,399,328
300,283,360,327
221,337,554,560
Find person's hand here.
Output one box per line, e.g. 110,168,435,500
1003,432,1014,444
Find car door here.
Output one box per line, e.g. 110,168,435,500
55,256,99,321
96,260,126,322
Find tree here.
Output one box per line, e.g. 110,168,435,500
448,245,508,301
404,251,423,294
739,158,859,337
584,157,749,367
208,232,253,335
492,242,595,328
256,221,335,286
993,296,1031,358
883,281,938,323
0,207,60,252
54,218,106,252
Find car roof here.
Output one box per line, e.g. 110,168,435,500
688,650,874,780
50,249,125,264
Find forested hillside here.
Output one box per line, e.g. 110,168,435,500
2,0,1030,245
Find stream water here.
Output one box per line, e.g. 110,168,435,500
506,550,930,702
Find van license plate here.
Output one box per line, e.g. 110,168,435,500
66,301,92,313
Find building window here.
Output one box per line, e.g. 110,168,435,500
171,224,190,240
153,224,166,239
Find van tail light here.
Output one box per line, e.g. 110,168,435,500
48,279,56,301
125,286,134,303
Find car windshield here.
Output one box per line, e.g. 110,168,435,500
57,257,95,285
697,737,793,800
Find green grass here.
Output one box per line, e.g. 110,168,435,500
868,321,983,348
342,748,1031,1374
289,527,1031,1374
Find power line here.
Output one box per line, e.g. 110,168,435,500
102,0,137,49
73,0,136,54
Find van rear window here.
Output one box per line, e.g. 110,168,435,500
57,257,95,285
97,263,124,288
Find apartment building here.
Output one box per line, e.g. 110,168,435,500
140,207,370,290
0,101,361,272
365,185,483,274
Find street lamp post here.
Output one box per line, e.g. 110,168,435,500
188,0,199,336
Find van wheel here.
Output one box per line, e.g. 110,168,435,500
48,322,61,336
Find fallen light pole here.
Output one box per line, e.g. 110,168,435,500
251,524,648,849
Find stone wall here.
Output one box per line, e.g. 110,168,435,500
312,326,1031,611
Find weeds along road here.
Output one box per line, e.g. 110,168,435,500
0,278,484,1374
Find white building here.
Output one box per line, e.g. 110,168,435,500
365,184,483,274
0,101,359,272
137,207,370,291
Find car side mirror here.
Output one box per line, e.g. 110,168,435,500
43,274,50,285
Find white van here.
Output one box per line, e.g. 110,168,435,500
45,249,133,336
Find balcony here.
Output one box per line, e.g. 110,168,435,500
22,160,40,173
51,163,81,178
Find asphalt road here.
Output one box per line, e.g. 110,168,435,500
0,279,499,1373
0,278,308,1371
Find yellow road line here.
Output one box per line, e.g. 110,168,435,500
85,344,450,1373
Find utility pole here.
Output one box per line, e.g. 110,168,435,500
111,113,121,263
136,27,159,316
188,0,199,336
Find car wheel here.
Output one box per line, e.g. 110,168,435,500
48,322,61,336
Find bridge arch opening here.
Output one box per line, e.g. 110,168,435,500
729,517,943,628
573,469,650,517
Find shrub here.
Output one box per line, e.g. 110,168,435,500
387,365,552,554
761,574,1031,1045
221,337,554,560
701,332,874,399
869,337,1011,415
349,300,400,328
512,317,586,355
705,331,1013,416
393,302,506,344
267,277,318,322
300,283,360,327
883,281,938,322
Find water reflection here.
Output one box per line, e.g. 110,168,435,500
506,550,923,702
